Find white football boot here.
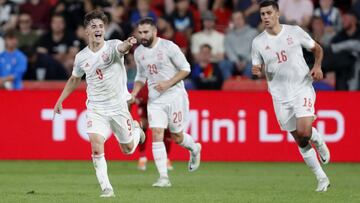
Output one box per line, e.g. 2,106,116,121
152,177,171,187
312,135,330,164
134,120,146,144
316,177,330,192
188,143,202,172
100,188,115,197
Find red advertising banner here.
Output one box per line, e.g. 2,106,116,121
0,90,358,162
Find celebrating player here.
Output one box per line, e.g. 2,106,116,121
251,0,331,192
130,17,201,187
53,10,145,197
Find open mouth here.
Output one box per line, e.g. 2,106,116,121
95,33,102,39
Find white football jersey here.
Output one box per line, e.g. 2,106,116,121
252,25,315,103
72,40,131,115
134,38,190,103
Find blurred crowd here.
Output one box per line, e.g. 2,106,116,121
0,0,360,91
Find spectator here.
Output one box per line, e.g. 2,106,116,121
211,0,232,32
0,30,27,90
234,0,261,28
157,16,189,55
0,0,18,34
191,44,223,89
15,12,39,50
314,0,342,33
322,11,360,90
130,0,157,27
20,0,52,33
106,2,132,40
51,0,85,32
309,16,335,47
353,0,360,20
22,46,68,80
36,14,80,75
225,10,258,79
191,10,225,63
279,0,314,28
167,0,195,38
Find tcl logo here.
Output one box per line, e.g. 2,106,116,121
41,109,345,143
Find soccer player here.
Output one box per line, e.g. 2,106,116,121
53,10,145,197
130,17,201,187
252,0,330,192
132,85,174,171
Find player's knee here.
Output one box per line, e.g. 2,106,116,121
171,132,182,144
296,128,312,138
297,136,310,148
92,150,101,156
121,144,134,155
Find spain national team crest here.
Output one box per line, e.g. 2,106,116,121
287,36,294,45
102,52,110,62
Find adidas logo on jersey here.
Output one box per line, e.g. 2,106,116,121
265,45,270,50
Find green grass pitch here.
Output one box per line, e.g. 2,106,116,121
0,161,359,203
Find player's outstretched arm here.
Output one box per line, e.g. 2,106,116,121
117,36,137,54
54,75,82,116
155,70,190,93
310,42,324,81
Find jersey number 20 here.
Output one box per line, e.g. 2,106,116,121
147,64,158,75
96,69,103,80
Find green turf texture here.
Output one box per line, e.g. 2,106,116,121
0,161,359,203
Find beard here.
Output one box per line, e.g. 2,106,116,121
140,36,153,47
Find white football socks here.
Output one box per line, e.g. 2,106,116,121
92,153,113,191
299,144,327,181
152,142,168,178
180,133,197,154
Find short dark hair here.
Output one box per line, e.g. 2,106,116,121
137,17,156,27
259,0,279,11
200,44,212,50
4,29,17,39
84,10,108,27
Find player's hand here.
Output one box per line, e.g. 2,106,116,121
155,81,171,93
310,65,323,81
252,65,262,78
128,93,137,105
125,36,137,46
53,101,62,119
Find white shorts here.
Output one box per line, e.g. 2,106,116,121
273,86,316,132
147,93,189,133
86,109,135,144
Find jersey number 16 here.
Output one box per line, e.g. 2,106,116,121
276,50,287,63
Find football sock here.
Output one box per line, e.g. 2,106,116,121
92,153,113,191
152,142,168,178
299,144,327,180
180,133,197,153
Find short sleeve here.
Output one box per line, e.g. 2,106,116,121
295,26,315,50
168,41,191,72
134,49,147,83
71,55,85,78
251,40,263,66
